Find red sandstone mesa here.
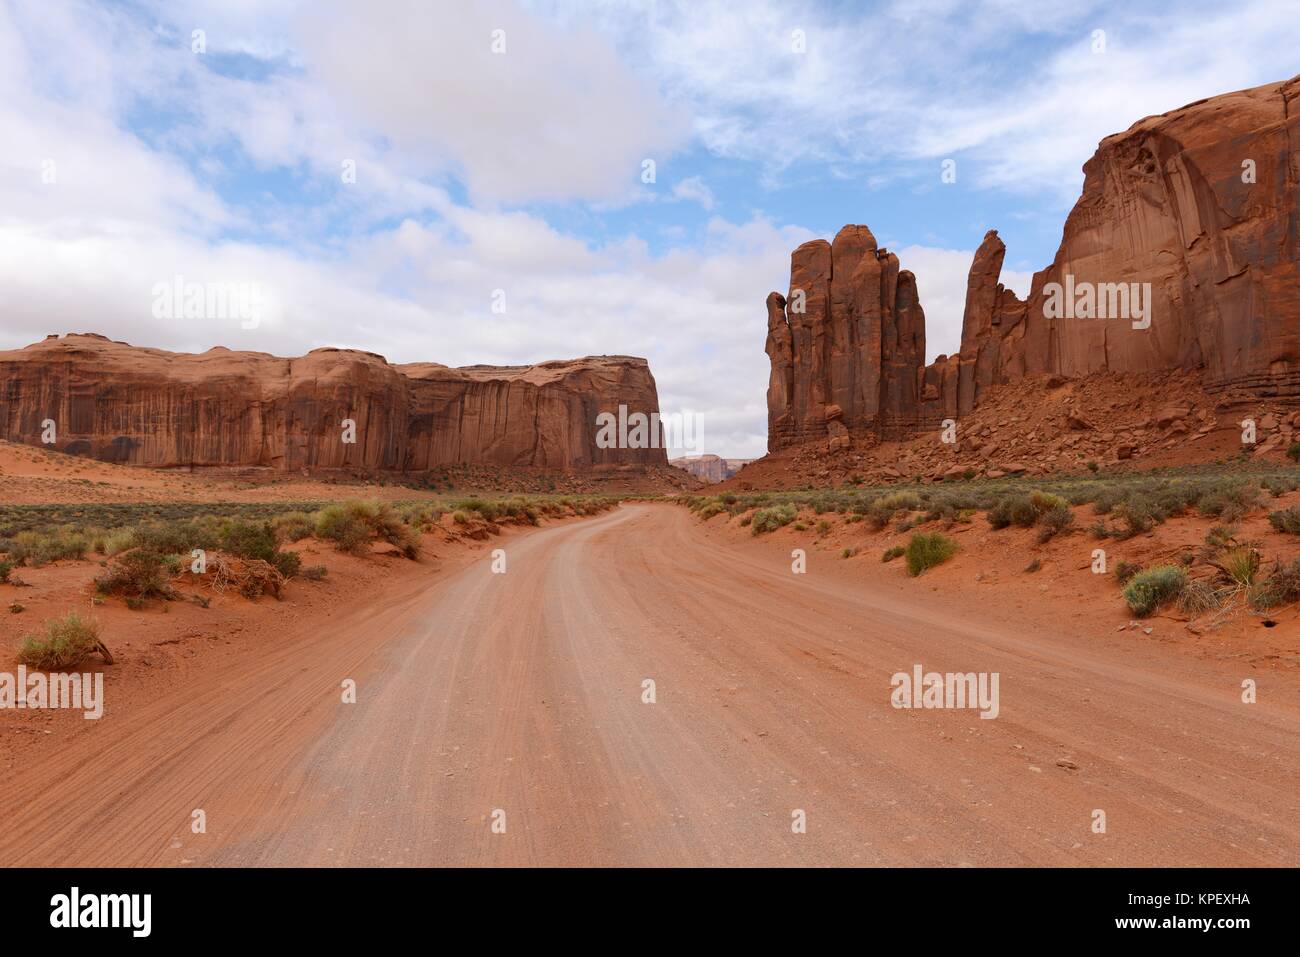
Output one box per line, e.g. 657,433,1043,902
766,74,1300,452
0,334,666,471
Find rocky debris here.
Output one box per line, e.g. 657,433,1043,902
0,334,668,473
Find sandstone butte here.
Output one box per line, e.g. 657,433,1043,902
0,333,667,472
766,73,1300,453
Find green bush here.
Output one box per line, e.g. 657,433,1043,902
1288,443,1300,463
18,612,102,669
95,549,174,601
905,533,958,576
315,504,371,552
882,545,905,562
751,504,798,535
988,495,1037,529
1122,566,1187,617
0,560,10,584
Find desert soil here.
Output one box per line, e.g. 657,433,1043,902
1,503,1296,866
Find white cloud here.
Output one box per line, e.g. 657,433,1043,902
671,175,715,210
295,0,692,204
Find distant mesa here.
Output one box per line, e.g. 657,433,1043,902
766,73,1300,454
0,334,667,473
669,454,753,484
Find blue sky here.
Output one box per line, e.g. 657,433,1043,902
1,0,1297,456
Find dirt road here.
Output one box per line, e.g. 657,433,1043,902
2,504,1297,866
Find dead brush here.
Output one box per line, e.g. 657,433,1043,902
189,555,286,600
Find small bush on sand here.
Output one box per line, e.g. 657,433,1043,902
988,494,1037,529
1288,442,1300,463
301,564,328,581
18,613,110,669
751,504,798,535
1122,566,1187,617
95,549,174,602
7,528,88,566
905,533,957,576
1250,558,1300,609
1268,507,1300,535
1179,579,1222,615
1036,504,1074,543
1216,546,1260,586
0,560,10,584
315,504,371,552
882,545,905,562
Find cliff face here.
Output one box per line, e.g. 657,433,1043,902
766,225,926,451
766,74,1300,451
0,334,666,471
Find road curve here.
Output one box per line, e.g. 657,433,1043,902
2,503,1297,866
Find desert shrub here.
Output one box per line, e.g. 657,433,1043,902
988,494,1037,529
1268,507,1300,535
1114,560,1142,585
1217,546,1260,586
451,510,471,526
1179,579,1222,615
272,512,315,542
7,528,88,566
17,612,103,669
1205,525,1237,549
739,513,753,527
133,519,218,555
0,560,10,584
877,490,922,511
1089,520,1112,539
1036,504,1074,542
1111,499,1155,539
905,533,958,576
95,549,174,601
1250,558,1300,609
697,501,725,520
816,519,831,535
793,521,808,531
1122,566,1187,617
751,505,798,535
1288,443,1300,462
315,504,371,552
1030,490,1069,513
219,520,279,563
99,527,136,556
1197,481,1259,520
301,564,328,581
882,545,905,562
1263,476,1298,497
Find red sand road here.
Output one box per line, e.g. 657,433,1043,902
2,504,1297,866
